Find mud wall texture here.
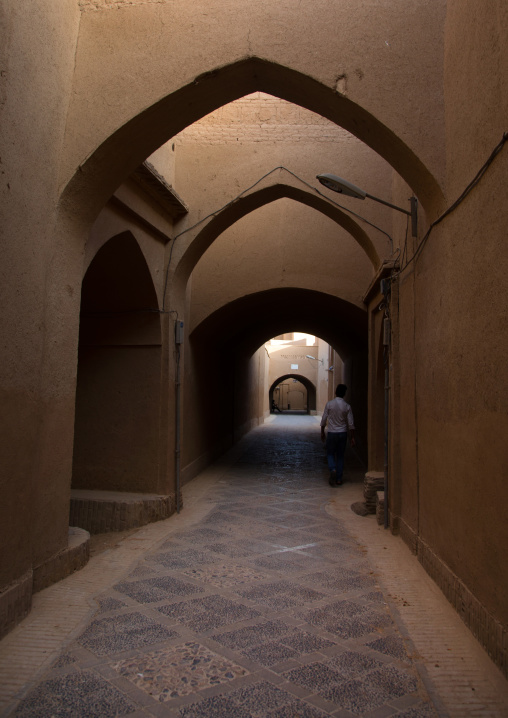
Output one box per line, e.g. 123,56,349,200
0,0,82,632
395,0,508,669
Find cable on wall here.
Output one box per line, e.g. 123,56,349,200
392,131,508,281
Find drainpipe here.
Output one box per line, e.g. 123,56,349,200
381,279,391,530
175,319,184,513
383,332,390,529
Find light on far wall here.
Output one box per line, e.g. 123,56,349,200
305,354,324,365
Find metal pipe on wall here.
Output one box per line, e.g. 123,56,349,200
175,320,183,514
382,310,391,530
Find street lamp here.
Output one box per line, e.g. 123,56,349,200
306,354,324,364
317,173,418,237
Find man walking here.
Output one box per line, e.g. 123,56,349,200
320,384,356,486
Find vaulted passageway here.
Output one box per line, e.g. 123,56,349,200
39,60,429,565
40,74,402,569
184,288,368,483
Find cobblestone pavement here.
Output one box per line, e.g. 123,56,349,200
3,416,508,717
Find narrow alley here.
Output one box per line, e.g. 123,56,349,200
1,416,506,717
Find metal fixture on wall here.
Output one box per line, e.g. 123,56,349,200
380,281,392,530
174,319,184,514
305,354,324,364
316,173,410,529
317,173,418,237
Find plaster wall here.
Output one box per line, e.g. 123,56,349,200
417,0,508,628
342,352,368,462
181,326,237,481
237,347,266,439
315,342,332,412
327,351,345,404
262,341,271,419
72,345,162,492
238,342,260,425
366,302,386,473
385,0,508,654
269,349,317,382
0,1,81,593
181,329,267,483
180,335,214,483
393,273,419,538
72,222,166,496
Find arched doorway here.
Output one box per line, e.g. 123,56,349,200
72,233,162,497
270,374,316,413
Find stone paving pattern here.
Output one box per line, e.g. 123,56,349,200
11,418,442,717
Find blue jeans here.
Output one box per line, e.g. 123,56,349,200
326,431,348,479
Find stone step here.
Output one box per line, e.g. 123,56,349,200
363,470,384,513
69,490,175,535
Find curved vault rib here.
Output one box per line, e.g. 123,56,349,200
190,287,367,361
173,181,381,290
60,58,445,231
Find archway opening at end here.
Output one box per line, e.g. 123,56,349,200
271,376,313,413
183,290,368,483
265,332,325,415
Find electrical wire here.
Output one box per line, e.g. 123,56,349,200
391,246,401,266
162,166,287,310
98,132,506,321
392,131,508,281
162,165,395,310
278,167,395,249
400,216,409,269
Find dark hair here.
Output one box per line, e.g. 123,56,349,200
335,384,347,398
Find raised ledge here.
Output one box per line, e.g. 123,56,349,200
132,161,189,219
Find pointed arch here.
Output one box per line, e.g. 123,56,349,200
81,231,160,312
60,58,445,229
73,231,163,494
174,182,380,287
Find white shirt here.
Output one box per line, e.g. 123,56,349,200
320,397,355,433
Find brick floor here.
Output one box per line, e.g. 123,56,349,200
1,416,507,717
